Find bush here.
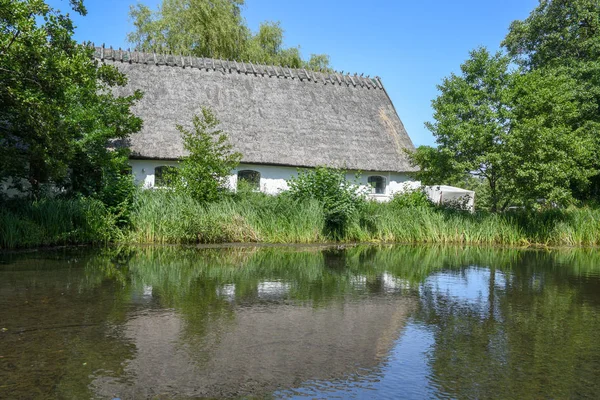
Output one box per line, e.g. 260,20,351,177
97,171,137,228
390,186,433,209
288,167,366,239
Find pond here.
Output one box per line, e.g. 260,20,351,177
1,245,600,399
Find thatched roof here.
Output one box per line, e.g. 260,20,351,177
96,47,417,172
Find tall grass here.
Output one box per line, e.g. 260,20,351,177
128,190,600,247
128,190,325,244
4,190,600,249
0,197,119,249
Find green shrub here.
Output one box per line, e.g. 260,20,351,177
97,171,137,228
390,186,434,209
171,107,242,203
287,167,366,239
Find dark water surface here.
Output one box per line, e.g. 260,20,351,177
1,245,600,399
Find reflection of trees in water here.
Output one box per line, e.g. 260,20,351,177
0,255,136,399
3,245,600,398
414,250,600,399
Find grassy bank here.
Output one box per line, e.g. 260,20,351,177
0,198,120,249
3,190,600,250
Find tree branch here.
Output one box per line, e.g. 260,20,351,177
0,28,21,57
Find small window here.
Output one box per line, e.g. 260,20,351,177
237,170,260,190
154,166,176,187
368,176,386,194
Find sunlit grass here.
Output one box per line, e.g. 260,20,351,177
3,190,600,249
0,198,118,249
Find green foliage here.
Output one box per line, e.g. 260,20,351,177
6,190,600,248
413,48,513,212
287,167,366,239
390,187,433,209
128,190,600,247
505,68,597,205
128,0,246,59
128,189,324,244
502,0,600,200
503,0,600,70
413,47,596,211
0,197,119,249
171,107,242,203
97,170,137,228
0,0,142,199
127,0,330,71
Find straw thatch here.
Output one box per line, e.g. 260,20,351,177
96,46,417,172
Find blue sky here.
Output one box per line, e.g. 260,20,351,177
48,0,538,147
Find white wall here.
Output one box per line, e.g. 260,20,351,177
130,159,179,189
129,160,419,201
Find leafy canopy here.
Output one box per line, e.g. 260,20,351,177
127,0,330,71
503,0,600,69
412,47,596,211
0,0,142,200
503,0,600,200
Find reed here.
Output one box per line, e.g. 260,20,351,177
127,190,325,244
4,190,600,249
0,197,118,249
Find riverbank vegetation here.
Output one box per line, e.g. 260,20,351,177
4,187,600,250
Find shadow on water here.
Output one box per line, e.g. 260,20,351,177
1,245,600,399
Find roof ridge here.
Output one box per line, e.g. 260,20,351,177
91,44,384,90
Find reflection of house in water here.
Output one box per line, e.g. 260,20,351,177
257,281,290,300
92,296,415,399
216,283,236,301
382,273,412,292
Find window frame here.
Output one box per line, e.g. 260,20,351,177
367,175,386,195
154,165,176,188
237,169,261,191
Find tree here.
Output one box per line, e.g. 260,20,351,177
0,0,142,199
127,0,247,60
172,107,242,203
412,47,595,211
502,0,600,200
504,68,596,204
413,48,513,212
503,0,600,70
127,0,330,71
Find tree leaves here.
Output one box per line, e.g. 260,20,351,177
126,0,331,71
171,107,242,203
0,1,141,199
412,46,597,210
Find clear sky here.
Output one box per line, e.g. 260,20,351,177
47,0,538,147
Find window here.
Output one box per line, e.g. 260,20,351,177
237,170,260,190
154,166,176,187
368,176,386,194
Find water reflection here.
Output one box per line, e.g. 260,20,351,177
1,245,600,399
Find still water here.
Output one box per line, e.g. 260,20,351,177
1,245,600,399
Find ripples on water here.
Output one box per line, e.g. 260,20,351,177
1,245,600,399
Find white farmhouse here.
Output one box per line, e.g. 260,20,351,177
98,47,426,201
